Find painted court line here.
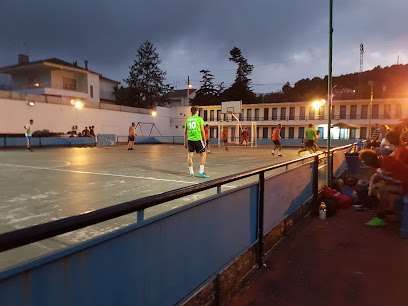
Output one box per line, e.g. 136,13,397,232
0,163,236,188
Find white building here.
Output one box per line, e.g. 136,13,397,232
170,99,408,141
0,55,120,108
167,89,196,107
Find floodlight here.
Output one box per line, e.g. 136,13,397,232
75,101,83,109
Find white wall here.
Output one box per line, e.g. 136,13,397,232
0,98,182,137
87,73,100,103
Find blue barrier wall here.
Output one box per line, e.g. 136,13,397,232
0,185,259,305
40,137,71,146
263,163,313,232
97,134,116,147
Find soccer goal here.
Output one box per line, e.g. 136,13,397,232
218,101,257,147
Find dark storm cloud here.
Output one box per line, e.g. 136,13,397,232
1,0,408,92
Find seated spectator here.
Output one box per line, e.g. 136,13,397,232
82,126,90,137
89,125,95,137
359,150,408,227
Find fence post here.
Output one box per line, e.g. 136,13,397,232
313,155,319,207
257,171,265,266
137,210,144,223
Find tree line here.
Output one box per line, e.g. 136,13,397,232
115,40,408,108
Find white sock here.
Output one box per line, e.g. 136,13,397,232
272,150,275,153
189,166,194,175
199,165,205,173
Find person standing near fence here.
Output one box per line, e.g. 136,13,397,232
185,106,209,178
24,119,34,152
128,122,136,151
271,124,283,157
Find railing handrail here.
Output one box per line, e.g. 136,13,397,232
0,144,354,252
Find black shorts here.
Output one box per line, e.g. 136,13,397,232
128,135,135,142
273,140,281,146
305,140,314,148
188,140,206,153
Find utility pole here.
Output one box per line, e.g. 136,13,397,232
327,0,333,187
186,76,190,106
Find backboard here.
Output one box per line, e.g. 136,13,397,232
221,100,242,114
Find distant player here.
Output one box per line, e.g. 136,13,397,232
204,124,211,154
128,122,136,151
241,128,249,147
222,129,229,151
298,124,317,155
185,106,209,178
271,124,283,157
24,119,34,152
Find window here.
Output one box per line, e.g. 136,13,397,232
384,104,391,119
199,109,203,117
280,127,286,138
289,107,295,120
217,110,221,121
396,104,402,119
280,107,286,120
272,108,277,120
372,105,379,119
210,127,215,138
350,105,357,119
288,127,295,139
361,105,368,119
231,127,236,142
203,110,208,121
210,110,214,121
263,127,268,139
90,85,94,98
350,129,356,139
298,127,305,139
256,127,260,139
255,109,259,121
340,105,346,119
309,107,315,120
331,105,335,119
247,109,252,121
264,108,269,120
300,107,305,120
239,109,243,121
360,127,367,139
319,106,325,119
63,77,77,90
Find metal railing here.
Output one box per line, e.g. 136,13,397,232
0,143,354,254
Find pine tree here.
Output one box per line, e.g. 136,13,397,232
125,40,169,108
191,69,221,105
222,47,255,103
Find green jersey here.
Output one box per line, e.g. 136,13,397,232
305,128,317,141
185,116,204,141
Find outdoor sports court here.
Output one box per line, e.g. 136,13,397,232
0,144,317,269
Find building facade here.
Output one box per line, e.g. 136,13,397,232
0,56,119,108
191,99,407,141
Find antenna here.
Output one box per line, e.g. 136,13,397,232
359,43,364,99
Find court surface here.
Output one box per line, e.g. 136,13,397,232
0,144,318,270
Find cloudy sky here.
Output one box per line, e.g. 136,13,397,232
1,0,407,93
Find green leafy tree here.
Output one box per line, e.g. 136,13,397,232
191,69,222,105
222,47,255,103
125,40,169,108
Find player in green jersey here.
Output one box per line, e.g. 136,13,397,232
184,106,209,178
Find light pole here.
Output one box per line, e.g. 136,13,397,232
327,0,334,187
186,76,192,106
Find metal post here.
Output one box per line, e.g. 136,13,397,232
258,171,265,265
187,76,190,106
137,210,144,223
313,155,319,207
327,0,333,187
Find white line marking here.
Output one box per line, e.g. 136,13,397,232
0,163,236,187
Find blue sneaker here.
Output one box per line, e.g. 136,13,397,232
198,172,209,178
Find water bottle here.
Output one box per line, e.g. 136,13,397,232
319,202,327,220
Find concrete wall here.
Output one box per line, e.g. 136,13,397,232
0,98,181,136
87,73,100,103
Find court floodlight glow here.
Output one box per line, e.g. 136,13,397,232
312,101,322,110
152,111,157,116
28,101,35,106
188,84,192,88
70,99,75,105
75,101,83,109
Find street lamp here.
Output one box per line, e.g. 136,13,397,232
152,111,157,117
